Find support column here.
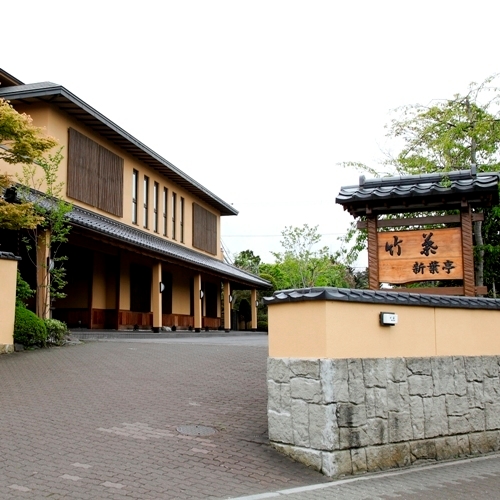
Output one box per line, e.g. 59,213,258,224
194,273,202,332
223,281,231,332
461,204,475,297
366,215,379,290
251,289,258,332
114,251,121,330
36,229,51,319
151,261,162,332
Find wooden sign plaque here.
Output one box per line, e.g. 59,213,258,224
378,228,463,284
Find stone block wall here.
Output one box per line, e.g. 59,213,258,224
268,356,500,477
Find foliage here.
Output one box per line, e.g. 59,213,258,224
0,98,57,164
351,267,369,289
339,75,500,293
481,205,500,292
17,148,72,317
44,318,69,346
0,174,44,230
233,250,261,275
15,271,34,308
271,224,354,289
0,100,72,316
386,76,500,174
231,227,355,331
14,305,48,347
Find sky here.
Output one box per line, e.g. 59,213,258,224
2,0,499,267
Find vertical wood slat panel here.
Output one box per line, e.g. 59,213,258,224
68,128,123,217
192,203,217,255
98,146,124,216
68,128,99,207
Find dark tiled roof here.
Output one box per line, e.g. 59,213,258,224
336,170,500,217
263,287,500,310
0,80,238,216
67,205,270,289
0,68,24,87
0,251,21,261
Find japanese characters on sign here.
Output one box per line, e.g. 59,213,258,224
377,228,463,284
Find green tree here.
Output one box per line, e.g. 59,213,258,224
0,99,71,317
233,249,261,275
0,174,44,229
0,98,58,231
271,224,354,289
17,148,72,318
232,250,270,331
340,75,500,294
0,98,57,164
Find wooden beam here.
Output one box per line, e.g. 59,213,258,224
461,206,476,297
357,213,484,230
366,216,379,290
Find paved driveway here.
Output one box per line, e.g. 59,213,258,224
0,338,327,499
4,337,500,500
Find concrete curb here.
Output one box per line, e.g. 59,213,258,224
69,329,268,340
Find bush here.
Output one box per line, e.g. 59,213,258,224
16,271,34,308
257,320,268,332
14,306,48,347
44,318,68,345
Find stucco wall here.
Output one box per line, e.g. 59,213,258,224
0,103,224,260
0,254,20,353
268,300,500,359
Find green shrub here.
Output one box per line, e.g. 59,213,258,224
44,318,68,345
16,271,34,308
14,306,48,347
257,320,268,332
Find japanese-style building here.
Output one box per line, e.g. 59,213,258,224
0,68,270,331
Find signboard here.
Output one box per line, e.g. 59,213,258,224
378,228,463,284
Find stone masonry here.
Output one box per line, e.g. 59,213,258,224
268,356,500,478
0,344,14,354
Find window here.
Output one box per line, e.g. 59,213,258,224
153,182,159,233
132,170,138,224
163,187,168,236
143,176,149,228
172,192,177,240
180,197,185,243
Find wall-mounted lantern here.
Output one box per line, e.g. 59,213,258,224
46,257,55,272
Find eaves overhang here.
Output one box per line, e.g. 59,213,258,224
0,81,238,216
66,204,270,289
336,170,500,217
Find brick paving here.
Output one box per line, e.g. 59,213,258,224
231,454,500,499
2,338,500,500
0,339,327,499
